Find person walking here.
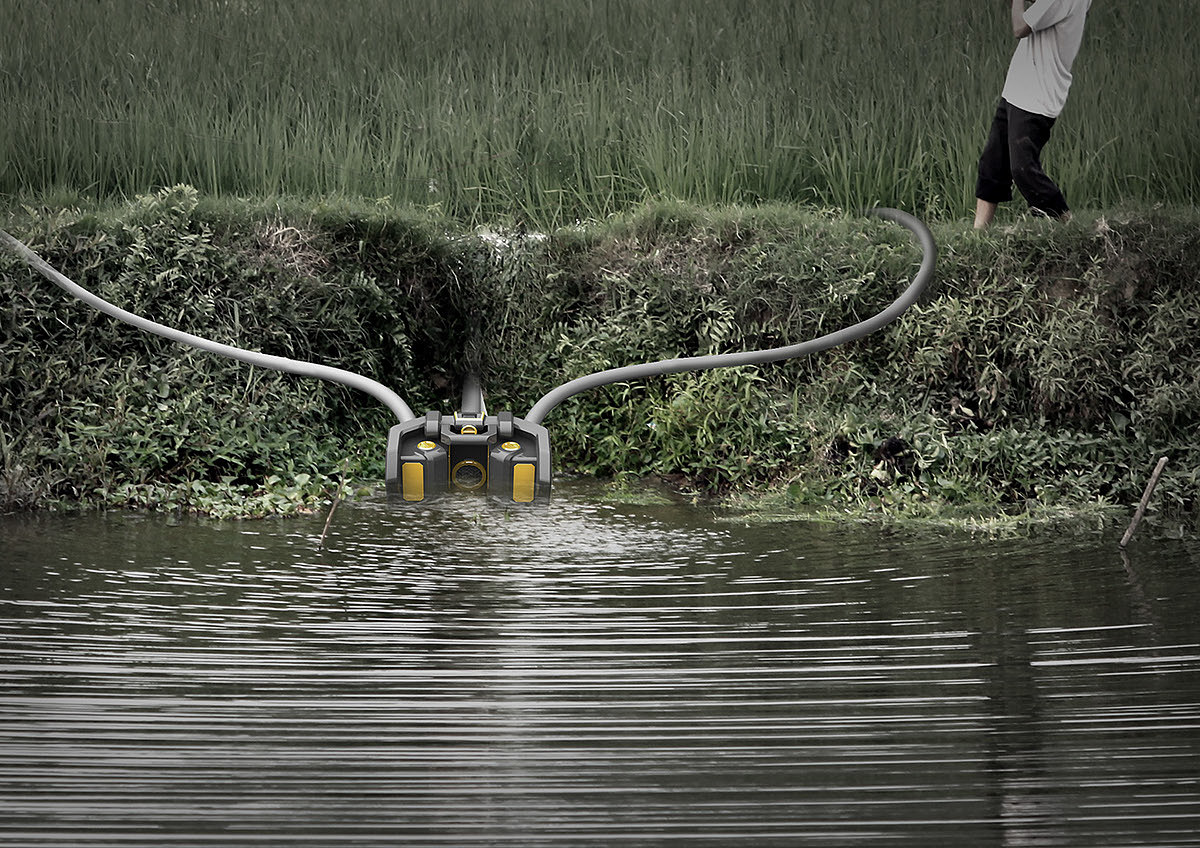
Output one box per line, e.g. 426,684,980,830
974,0,1092,228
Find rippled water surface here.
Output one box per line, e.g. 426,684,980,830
3,481,1199,846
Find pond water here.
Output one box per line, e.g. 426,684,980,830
2,480,1199,847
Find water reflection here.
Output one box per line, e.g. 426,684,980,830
2,481,1199,846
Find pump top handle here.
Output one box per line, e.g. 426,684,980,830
523,206,936,425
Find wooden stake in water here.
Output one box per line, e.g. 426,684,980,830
318,461,349,551
1120,456,1169,549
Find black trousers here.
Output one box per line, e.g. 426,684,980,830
975,98,1069,219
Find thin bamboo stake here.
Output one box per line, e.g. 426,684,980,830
1120,456,1169,549
318,461,349,551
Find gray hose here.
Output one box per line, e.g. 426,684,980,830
524,206,936,425
459,373,485,416
0,228,418,423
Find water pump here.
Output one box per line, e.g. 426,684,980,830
385,376,551,503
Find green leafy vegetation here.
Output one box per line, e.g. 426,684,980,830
0,188,445,516
2,190,1197,536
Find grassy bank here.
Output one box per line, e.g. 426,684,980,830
2,0,1196,226
2,188,1197,535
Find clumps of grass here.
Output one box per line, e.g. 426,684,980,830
0,188,431,517
472,202,1200,535
249,219,332,281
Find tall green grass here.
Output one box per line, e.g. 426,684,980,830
2,0,1196,226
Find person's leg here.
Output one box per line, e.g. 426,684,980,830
1007,104,1069,219
974,198,999,229
975,100,1015,228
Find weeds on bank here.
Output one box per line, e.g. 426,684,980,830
1,188,403,517
510,205,1199,534
2,191,1197,533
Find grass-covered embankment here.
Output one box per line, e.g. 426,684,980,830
2,187,1197,534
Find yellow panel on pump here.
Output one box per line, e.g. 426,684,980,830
402,462,425,502
512,463,536,503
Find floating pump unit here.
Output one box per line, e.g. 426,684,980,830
385,376,551,504
2,208,935,507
